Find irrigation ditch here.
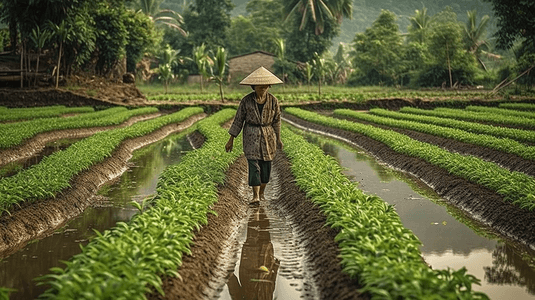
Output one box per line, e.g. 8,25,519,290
0,113,205,258
282,113,535,250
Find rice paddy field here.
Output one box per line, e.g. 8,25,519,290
1,96,535,299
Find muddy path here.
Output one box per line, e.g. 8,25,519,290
149,151,366,300
334,116,535,177
0,112,162,167
0,114,205,258
283,113,535,250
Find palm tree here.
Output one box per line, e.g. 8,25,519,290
312,52,325,96
48,20,71,89
463,10,492,71
158,45,179,93
209,46,227,102
407,6,434,44
192,44,212,93
284,0,352,35
134,0,187,36
274,38,285,92
29,25,53,86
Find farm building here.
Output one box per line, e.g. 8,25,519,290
228,51,277,83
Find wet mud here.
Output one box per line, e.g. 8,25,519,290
149,151,366,300
0,114,205,257
335,116,535,177
0,112,162,167
283,113,535,250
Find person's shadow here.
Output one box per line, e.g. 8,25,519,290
226,206,280,300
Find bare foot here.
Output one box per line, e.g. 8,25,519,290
249,198,260,206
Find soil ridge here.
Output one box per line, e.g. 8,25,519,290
149,152,366,299
0,114,205,258
283,113,535,250
0,112,162,167
335,116,535,177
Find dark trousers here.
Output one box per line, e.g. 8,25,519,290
247,159,272,186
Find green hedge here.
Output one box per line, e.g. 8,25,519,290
285,108,535,211
400,107,535,129
368,108,535,143
282,124,488,299
499,103,535,111
37,109,240,299
0,105,94,122
465,106,535,119
334,108,535,160
0,107,159,148
0,107,203,215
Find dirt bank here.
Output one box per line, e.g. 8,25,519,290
283,113,535,250
334,116,535,177
0,112,162,167
0,114,205,258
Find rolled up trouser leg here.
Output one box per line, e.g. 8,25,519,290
247,159,272,186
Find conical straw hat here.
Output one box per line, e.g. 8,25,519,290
239,66,283,85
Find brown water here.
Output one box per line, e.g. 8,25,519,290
0,138,81,178
0,134,193,299
291,126,535,300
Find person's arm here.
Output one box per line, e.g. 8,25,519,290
272,97,283,150
226,97,247,152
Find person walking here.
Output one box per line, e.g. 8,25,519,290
225,66,283,205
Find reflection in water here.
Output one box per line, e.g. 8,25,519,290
485,243,535,295
289,125,535,299
0,134,192,299
0,138,80,178
227,207,280,300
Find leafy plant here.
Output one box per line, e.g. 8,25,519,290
37,109,240,299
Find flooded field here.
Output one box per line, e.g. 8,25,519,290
291,126,535,299
0,134,193,299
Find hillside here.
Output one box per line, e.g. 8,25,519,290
161,0,496,52
230,0,495,52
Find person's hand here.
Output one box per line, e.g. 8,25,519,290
277,139,284,150
225,137,234,152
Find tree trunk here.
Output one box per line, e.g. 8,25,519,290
20,44,23,88
35,50,41,87
219,82,224,102
200,74,203,93
56,41,63,89
318,77,322,96
9,20,17,53
446,42,452,89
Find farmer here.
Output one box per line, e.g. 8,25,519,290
225,66,283,205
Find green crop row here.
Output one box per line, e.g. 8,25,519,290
399,107,535,129
368,108,535,144
334,109,535,161
0,105,94,122
465,106,535,119
285,108,535,211
0,107,203,215
281,125,488,299
37,109,240,299
147,90,489,104
0,106,159,148
499,103,535,111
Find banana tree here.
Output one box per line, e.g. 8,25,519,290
29,25,53,87
312,52,325,96
192,44,212,93
48,20,71,89
209,46,227,102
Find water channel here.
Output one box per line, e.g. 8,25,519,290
289,125,535,300
0,133,193,299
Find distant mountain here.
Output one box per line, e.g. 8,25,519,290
229,0,496,52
